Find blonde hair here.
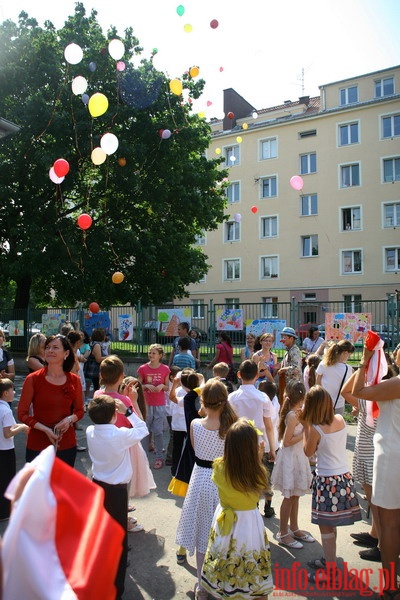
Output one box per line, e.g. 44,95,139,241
213,362,229,378
26,333,46,360
323,340,354,366
301,385,334,426
149,343,164,356
222,418,268,494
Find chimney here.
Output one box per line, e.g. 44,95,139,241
299,95,310,106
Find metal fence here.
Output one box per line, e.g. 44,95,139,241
1,298,398,360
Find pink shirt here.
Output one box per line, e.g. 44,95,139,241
137,363,170,406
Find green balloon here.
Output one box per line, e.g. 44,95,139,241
176,5,185,16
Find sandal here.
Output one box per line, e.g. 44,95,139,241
307,557,326,569
276,532,303,549
153,458,164,469
127,516,137,530
290,529,316,543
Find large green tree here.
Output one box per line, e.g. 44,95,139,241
0,4,227,309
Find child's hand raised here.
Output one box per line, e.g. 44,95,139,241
115,399,127,414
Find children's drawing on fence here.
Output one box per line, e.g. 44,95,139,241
84,312,111,337
157,308,190,337
118,314,133,341
42,314,67,337
216,308,243,331
245,319,287,350
8,320,24,337
324,313,371,344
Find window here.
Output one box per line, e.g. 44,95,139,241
260,137,277,160
382,114,400,138
383,157,400,182
261,216,278,238
260,256,278,279
300,153,316,175
340,86,358,106
384,202,400,228
224,145,240,166
303,293,316,301
301,235,318,257
375,77,394,98
339,122,359,146
301,194,318,216
341,206,361,231
385,247,400,272
225,220,240,242
344,294,362,312
261,297,278,318
304,311,317,323
192,300,205,319
299,130,316,138
224,259,240,281
260,176,277,198
194,231,206,245
226,181,240,203
340,163,360,188
225,298,240,309
342,250,362,274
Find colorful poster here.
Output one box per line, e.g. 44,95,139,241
246,319,287,350
8,320,24,337
157,308,190,337
324,313,371,345
83,312,111,337
118,314,133,342
42,314,67,336
216,308,243,331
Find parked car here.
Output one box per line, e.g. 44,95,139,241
0,322,10,341
371,324,399,347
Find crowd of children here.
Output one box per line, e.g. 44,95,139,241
2,325,399,600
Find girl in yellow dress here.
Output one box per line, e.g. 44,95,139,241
201,419,273,599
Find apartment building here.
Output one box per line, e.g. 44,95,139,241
185,65,400,322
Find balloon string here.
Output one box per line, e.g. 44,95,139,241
57,228,83,271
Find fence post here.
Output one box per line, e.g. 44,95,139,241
208,299,215,360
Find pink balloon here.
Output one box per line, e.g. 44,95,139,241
49,167,64,184
290,175,304,191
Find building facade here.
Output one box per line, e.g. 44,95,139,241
184,65,400,324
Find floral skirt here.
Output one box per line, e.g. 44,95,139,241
311,472,362,527
201,506,273,599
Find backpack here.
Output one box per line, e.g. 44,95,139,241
83,344,101,380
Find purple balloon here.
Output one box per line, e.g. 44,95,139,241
89,62,97,72
161,129,172,139
234,213,242,222
81,93,89,105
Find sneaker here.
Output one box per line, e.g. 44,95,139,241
263,506,275,518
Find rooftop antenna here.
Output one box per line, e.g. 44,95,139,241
291,64,313,95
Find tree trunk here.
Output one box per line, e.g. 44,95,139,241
13,275,32,309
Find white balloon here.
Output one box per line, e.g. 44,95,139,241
161,129,171,140
64,43,83,65
49,167,65,184
252,111,258,119
71,76,88,95
108,39,125,60
100,133,119,155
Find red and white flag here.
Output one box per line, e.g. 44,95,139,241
3,446,124,599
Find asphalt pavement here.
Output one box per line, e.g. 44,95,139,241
1,373,391,600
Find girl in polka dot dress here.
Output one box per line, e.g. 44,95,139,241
175,379,237,600
301,385,361,584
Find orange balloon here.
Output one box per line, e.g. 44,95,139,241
112,271,124,284
118,157,127,167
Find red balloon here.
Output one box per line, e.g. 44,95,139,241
251,206,258,214
77,213,93,230
210,19,219,29
89,302,100,313
53,158,70,178
227,111,234,119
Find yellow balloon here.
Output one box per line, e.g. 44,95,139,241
242,123,248,130
112,271,124,284
215,148,221,154
236,136,242,143
198,111,205,119
189,66,199,78
169,78,183,96
88,93,109,118
91,147,107,165
183,23,193,32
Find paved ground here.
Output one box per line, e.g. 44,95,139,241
1,372,393,600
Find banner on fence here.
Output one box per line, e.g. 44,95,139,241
324,312,371,344
118,314,134,341
246,319,287,349
216,308,243,331
157,308,191,337
42,314,67,337
84,312,111,337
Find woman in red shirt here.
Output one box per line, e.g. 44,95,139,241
18,334,84,467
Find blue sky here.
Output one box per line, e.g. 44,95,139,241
1,0,399,116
